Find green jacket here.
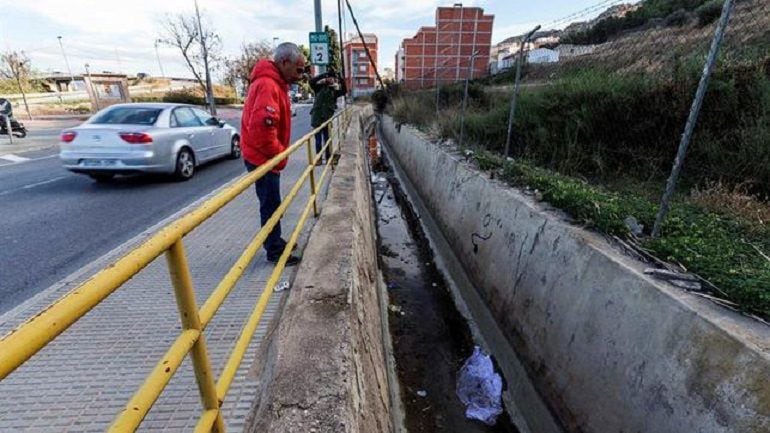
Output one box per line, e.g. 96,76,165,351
310,72,347,127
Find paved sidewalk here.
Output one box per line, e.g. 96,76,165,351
0,153,330,432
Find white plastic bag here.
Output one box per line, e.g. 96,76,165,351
456,346,503,425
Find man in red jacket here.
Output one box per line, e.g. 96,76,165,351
242,42,306,265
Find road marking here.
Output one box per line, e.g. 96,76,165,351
0,154,57,167
0,154,30,163
0,175,67,196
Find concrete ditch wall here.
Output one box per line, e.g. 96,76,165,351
246,108,394,432
380,116,770,433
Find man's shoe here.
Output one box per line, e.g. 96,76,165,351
277,240,298,252
267,255,301,266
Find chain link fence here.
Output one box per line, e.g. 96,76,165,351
389,0,770,319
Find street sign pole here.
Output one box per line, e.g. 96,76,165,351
314,0,326,74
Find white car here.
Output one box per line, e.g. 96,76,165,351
59,103,240,182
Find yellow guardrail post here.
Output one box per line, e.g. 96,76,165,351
329,121,337,173
306,138,319,217
164,240,224,433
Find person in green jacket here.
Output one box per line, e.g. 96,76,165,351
309,70,347,164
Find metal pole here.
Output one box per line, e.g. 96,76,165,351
314,0,326,74
114,48,122,73
165,240,225,433
4,115,13,145
459,51,478,148
337,0,347,101
85,63,100,111
652,0,735,238
194,0,216,115
14,66,32,121
504,25,540,159
306,139,319,216
57,36,76,92
154,39,166,78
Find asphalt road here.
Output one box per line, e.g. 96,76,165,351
0,106,313,315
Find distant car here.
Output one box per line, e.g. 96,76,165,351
59,103,240,182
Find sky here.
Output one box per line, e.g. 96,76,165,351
0,0,637,81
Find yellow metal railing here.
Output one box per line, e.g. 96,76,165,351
0,107,353,432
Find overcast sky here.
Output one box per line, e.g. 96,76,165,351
0,0,636,80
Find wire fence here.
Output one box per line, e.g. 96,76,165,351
388,0,770,318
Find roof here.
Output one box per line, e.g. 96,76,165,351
106,102,188,109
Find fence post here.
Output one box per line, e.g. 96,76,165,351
165,240,225,433
306,138,319,216
3,115,12,145
504,25,541,159
459,51,479,148
652,0,735,238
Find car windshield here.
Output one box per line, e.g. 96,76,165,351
90,107,162,125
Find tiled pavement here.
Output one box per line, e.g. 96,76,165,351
0,154,329,432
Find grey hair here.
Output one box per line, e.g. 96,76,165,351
273,42,303,63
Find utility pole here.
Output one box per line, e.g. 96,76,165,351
314,0,326,74
14,56,32,120
114,48,122,73
84,63,100,111
154,39,166,78
57,36,76,92
194,0,216,115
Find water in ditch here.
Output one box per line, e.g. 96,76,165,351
368,132,518,433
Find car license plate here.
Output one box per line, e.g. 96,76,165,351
83,159,117,167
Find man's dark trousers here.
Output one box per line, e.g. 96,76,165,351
245,161,284,260
314,126,330,160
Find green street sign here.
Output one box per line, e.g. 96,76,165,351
309,32,330,66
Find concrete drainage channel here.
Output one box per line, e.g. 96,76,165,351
368,126,520,433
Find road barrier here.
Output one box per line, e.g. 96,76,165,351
0,107,352,433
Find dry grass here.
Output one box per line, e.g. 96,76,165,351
690,181,770,226
526,0,770,80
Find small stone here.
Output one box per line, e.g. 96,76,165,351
416,390,427,397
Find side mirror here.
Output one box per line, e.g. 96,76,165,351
218,119,226,128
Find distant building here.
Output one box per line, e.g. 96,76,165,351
382,67,395,82
556,44,596,58
398,4,494,90
343,33,379,98
395,48,405,82
528,48,559,64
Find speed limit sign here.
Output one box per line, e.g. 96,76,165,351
309,32,330,66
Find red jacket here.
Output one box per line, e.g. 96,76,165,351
241,60,291,172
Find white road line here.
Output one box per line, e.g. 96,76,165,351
0,154,30,163
0,154,58,167
0,175,67,197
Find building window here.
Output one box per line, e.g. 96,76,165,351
358,65,367,72
358,51,367,58
356,78,369,85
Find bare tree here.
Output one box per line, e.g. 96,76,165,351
0,50,32,120
223,41,273,93
158,11,222,97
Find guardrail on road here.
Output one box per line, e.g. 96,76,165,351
0,107,352,432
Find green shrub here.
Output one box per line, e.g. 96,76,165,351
696,0,724,26
480,156,770,318
665,9,691,26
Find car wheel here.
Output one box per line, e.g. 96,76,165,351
229,135,241,159
89,173,115,182
174,148,195,181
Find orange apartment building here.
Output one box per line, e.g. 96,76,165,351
396,4,494,89
343,33,379,97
